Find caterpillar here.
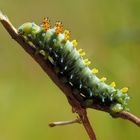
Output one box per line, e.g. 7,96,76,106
18,18,130,115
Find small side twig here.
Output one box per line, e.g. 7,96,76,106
0,11,140,140
49,118,81,127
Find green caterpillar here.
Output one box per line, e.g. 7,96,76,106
18,18,130,115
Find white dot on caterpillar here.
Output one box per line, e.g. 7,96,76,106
110,94,114,101
39,40,43,46
79,84,82,89
27,34,32,38
64,66,68,70
53,39,56,43
60,58,64,63
70,74,74,80
102,97,105,102
40,50,45,56
69,82,73,86
42,33,46,37
80,93,86,98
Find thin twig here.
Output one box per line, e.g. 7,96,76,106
49,118,81,127
0,11,140,140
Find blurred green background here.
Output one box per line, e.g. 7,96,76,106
0,0,140,139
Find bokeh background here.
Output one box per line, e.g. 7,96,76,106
0,0,140,140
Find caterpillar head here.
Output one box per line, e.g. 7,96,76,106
18,22,40,37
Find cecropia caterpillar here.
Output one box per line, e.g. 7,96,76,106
18,18,130,115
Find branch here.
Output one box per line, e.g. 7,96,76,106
0,11,140,140
0,11,97,140
115,111,140,127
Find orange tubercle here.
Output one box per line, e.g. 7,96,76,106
55,21,63,34
43,17,50,31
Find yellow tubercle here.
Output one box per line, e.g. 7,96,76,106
80,52,86,57
72,40,78,47
55,21,63,34
100,77,107,82
110,82,116,88
78,49,83,53
121,87,128,93
64,30,70,34
64,30,70,41
85,61,91,66
92,68,99,74
43,17,50,31
84,59,88,63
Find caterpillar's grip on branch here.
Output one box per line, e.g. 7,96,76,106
18,19,130,115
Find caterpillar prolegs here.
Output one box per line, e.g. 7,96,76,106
18,18,130,115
